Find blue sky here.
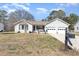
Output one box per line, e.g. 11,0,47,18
0,3,79,20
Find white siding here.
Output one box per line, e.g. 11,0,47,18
0,23,4,31
74,21,79,32
27,23,33,33
14,23,33,33
15,24,20,33
74,26,79,32
74,22,79,32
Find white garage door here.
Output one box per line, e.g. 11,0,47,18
47,27,66,34
58,28,65,34
47,28,56,33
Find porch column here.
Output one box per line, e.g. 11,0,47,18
19,25,20,30
35,25,37,31
24,25,25,32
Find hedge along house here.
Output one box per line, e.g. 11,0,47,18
14,19,49,33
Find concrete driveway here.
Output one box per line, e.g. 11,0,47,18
69,36,79,51
48,33,65,43
49,33,79,51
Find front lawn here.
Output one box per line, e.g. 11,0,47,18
0,32,79,56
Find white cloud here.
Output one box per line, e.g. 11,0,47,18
26,3,30,6
8,9,16,14
50,8,65,12
36,8,49,14
59,3,78,7
67,3,78,6
2,5,9,9
18,5,30,11
49,8,65,14
0,3,31,14
0,5,10,10
36,7,65,15
11,4,30,11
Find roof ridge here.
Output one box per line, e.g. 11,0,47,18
46,18,70,26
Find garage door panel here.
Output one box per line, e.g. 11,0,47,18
47,29,56,33
47,27,66,34
47,28,56,33
58,28,65,34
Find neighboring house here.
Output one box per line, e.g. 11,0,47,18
14,19,48,33
0,23,4,32
14,18,70,34
74,21,79,32
45,18,70,34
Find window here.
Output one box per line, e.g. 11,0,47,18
77,27,79,30
21,25,24,30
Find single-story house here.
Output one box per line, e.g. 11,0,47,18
14,19,48,33
14,18,70,34
74,21,79,32
0,23,4,32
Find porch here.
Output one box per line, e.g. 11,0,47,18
33,25,45,33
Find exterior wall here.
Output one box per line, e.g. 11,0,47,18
74,23,79,32
74,21,79,32
74,26,79,32
27,23,33,33
0,23,4,31
14,23,33,33
15,24,20,33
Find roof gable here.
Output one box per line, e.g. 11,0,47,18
46,18,70,26
13,19,28,25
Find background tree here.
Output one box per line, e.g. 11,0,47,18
47,10,66,21
6,9,34,31
68,13,78,24
47,9,79,30
8,9,34,22
68,13,78,30
0,10,7,23
0,10,7,31
63,13,78,30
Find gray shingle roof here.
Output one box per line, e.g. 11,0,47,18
14,18,69,26
14,19,49,26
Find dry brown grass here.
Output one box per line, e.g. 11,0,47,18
75,32,79,36
0,32,79,56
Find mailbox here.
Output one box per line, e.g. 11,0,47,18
68,33,75,38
